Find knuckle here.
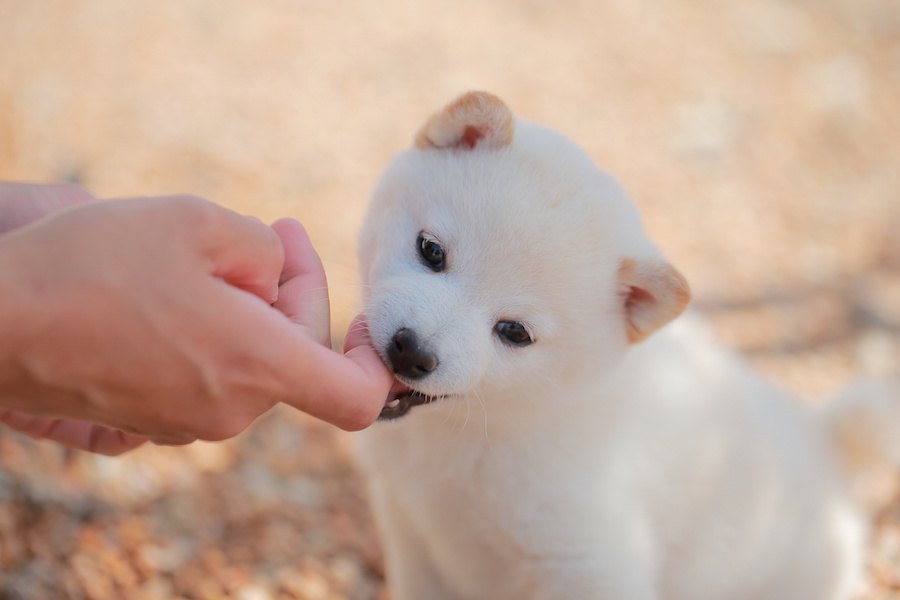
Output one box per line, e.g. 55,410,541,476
162,194,220,228
180,193,216,215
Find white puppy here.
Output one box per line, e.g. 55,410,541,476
355,91,899,600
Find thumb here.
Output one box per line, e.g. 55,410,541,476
343,313,395,394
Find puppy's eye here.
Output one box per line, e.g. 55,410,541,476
417,232,445,272
495,321,534,347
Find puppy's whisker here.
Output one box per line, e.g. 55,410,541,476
438,394,459,430
461,395,472,432
472,390,491,446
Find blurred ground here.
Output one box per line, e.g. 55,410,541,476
0,0,899,598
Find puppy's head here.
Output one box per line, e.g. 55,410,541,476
359,92,690,419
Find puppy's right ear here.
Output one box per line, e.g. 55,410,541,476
618,258,691,344
415,91,514,151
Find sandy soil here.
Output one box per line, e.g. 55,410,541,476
1,0,898,597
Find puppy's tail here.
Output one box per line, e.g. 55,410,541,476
820,378,900,496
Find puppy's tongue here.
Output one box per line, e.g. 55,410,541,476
384,379,412,409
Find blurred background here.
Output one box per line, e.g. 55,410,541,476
0,0,898,598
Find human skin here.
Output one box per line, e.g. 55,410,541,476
0,183,392,455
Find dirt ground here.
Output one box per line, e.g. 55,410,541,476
1,1,899,598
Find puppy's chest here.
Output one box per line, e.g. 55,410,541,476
364,423,606,559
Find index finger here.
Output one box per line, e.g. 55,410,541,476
99,195,287,304
198,203,286,304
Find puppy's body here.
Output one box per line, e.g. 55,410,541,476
356,92,893,599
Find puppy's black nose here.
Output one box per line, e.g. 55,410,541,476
387,328,438,380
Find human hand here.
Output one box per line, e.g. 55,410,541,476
0,182,143,454
0,183,393,455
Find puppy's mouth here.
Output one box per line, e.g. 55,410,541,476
379,379,443,420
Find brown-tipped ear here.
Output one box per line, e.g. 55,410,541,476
414,91,514,151
618,258,691,344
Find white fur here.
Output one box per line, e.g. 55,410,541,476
356,94,887,600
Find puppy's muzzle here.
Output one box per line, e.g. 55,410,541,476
387,328,438,380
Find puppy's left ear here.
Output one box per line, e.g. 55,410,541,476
415,91,514,151
618,258,691,344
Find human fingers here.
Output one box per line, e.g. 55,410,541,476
199,203,285,303
105,196,285,304
0,409,196,451
342,313,395,409
0,410,147,456
275,313,393,430
271,218,331,346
